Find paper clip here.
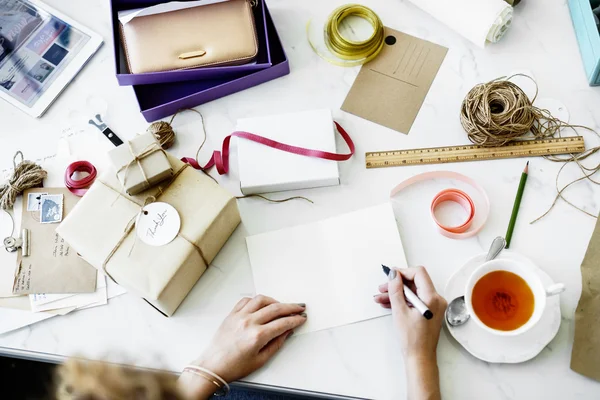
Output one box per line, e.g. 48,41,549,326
4,229,30,257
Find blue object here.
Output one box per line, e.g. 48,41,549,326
568,0,600,85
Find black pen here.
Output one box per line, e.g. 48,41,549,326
382,265,433,320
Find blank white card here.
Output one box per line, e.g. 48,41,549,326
246,203,408,335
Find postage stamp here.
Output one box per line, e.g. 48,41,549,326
27,192,47,211
40,194,64,224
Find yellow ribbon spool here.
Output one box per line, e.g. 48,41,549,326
308,4,385,67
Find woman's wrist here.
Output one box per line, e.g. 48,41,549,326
404,350,437,368
177,370,220,400
404,352,441,400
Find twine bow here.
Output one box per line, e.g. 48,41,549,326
117,140,166,194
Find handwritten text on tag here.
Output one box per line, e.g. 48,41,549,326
136,202,181,246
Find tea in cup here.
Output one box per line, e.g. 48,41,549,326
465,259,565,336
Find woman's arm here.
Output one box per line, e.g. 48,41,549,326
374,266,447,400
177,295,307,400
405,355,441,400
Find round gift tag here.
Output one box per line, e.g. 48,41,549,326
136,202,181,246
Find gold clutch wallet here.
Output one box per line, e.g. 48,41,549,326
120,0,259,74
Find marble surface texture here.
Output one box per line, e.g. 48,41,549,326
1,0,600,399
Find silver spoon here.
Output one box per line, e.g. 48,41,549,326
445,236,507,327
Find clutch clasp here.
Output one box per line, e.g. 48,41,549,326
179,50,207,60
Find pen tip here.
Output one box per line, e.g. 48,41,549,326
381,265,390,275
524,161,529,174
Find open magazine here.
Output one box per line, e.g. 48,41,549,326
0,0,102,117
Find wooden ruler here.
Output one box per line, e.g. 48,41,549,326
365,137,585,169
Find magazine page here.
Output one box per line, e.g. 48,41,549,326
0,0,90,108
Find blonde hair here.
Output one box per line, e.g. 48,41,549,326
55,359,183,400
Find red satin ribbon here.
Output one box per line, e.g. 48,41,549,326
65,161,97,197
182,122,355,174
430,189,475,234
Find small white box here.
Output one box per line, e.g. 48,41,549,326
236,109,340,194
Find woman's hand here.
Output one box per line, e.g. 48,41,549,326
373,266,446,361
189,295,306,383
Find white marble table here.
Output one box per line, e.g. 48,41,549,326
2,0,600,398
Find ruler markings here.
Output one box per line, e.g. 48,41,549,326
365,137,585,169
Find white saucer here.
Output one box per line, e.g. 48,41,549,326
444,251,561,363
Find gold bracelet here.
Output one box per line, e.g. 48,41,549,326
183,366,230,397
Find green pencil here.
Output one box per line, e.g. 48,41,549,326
505,161,529,248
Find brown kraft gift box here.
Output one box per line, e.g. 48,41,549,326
57,154,241,316
108,132,173,195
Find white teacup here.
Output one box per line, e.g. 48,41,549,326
465,259,565,336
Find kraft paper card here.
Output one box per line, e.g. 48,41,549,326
246,203,408,335
341,27,448,134
12,188,97,295
571,216,600,381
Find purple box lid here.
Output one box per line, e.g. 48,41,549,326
111,0,272,86
133,5,289,122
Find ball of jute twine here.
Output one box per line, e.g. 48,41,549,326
460,74,600,222
460,75,563,147
0,151,47,210
147,120,176,150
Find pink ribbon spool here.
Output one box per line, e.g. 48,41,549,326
430,189,475,235
390,171,489,240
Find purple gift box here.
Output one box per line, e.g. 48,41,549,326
133,6,289,122
111,0,272,85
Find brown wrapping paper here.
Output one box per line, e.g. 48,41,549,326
56,155,240,316
571,217,600,380
108,132,173,195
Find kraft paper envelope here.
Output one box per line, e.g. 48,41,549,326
12,188,97,295
571,216,600,381
341,27,448,134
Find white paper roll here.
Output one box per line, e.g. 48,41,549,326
406,0,513,48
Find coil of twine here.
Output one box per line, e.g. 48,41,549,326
460,75,562,147
147,120,176,150
0,151,47,210
460,74,600,222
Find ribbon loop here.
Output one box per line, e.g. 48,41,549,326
391,171,490,240
65,161,97,197
184,121,355,174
